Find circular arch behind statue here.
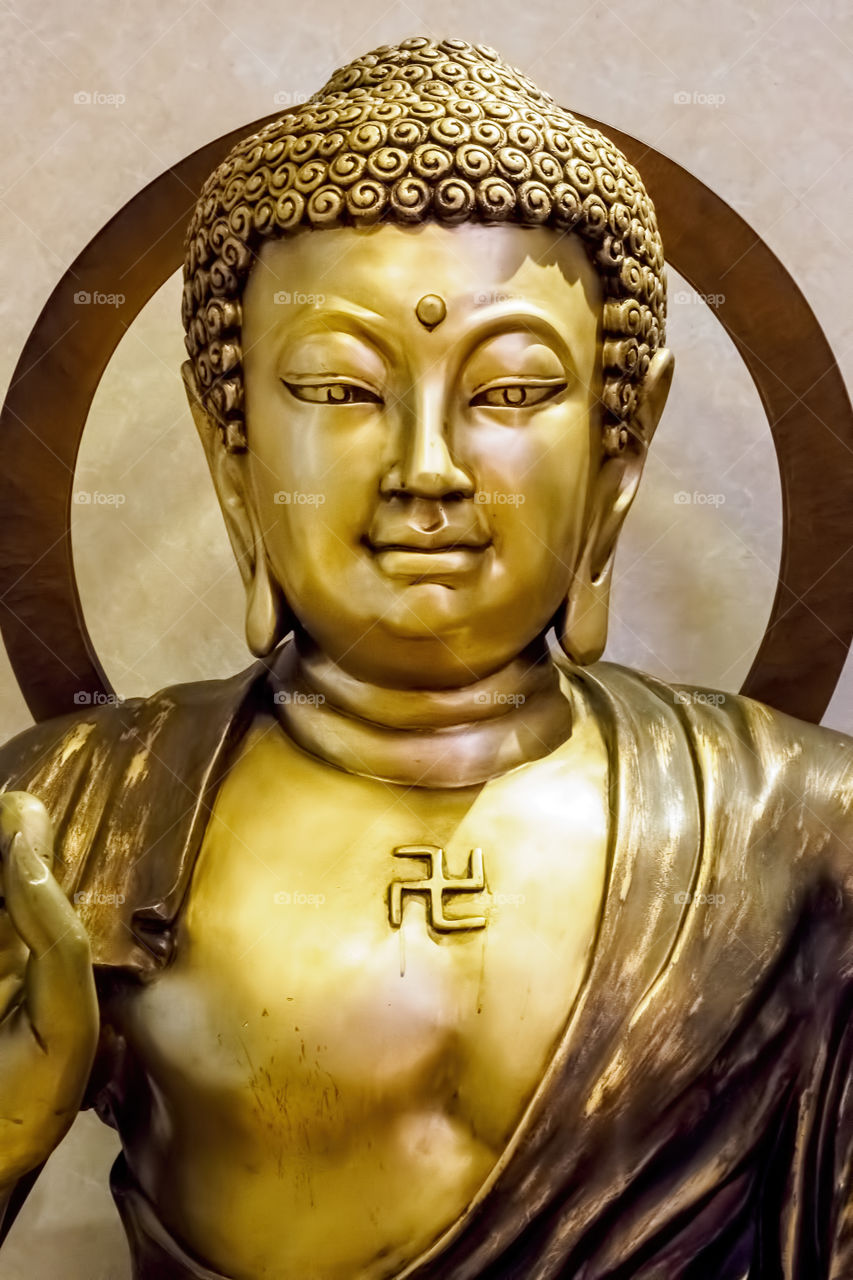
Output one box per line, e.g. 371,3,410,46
1,114,851,725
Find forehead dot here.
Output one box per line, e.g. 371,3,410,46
414,293,447,331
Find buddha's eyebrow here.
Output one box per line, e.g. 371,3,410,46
273,301,583,378
274,304,395,361
458,309,581,378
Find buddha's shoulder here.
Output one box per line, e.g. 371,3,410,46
588,660,853,879
588,659,853,762
0,661,268,785
0,662,268,903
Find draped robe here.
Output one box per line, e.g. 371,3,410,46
1,653,852,1279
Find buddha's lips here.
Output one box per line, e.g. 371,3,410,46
366,520,491,554
367,536,491,553
368,540,490,581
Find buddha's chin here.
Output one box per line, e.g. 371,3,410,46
375,581,480,639
323,615,519,689
362,593,524,684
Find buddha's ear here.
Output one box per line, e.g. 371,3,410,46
181,360,255,589
588,346,674,576
633,345,675,449
557,347,674,665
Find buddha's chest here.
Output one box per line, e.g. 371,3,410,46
120,715,609,1154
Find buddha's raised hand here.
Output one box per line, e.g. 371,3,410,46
0,792,98,1196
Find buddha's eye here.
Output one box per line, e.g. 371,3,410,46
281,379,383,405
469,380,568,409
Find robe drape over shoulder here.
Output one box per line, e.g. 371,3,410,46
1,655,852,1279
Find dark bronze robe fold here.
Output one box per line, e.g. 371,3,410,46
0,659,270,971
402,664,853,1280
0,656,852,1278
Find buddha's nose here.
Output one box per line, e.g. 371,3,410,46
381,385,474,500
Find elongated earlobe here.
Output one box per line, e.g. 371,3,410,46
556,555,613,666
557,348,674,665
245,546,290,657
183,360,293,658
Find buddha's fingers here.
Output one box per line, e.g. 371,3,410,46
4,832,98,1057
0,792,55,877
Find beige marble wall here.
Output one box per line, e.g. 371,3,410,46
1,1,851,1275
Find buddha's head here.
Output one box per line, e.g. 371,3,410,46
181,37,673,688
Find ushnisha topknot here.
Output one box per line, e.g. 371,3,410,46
182,36,666,451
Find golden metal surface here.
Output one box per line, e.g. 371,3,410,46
104,687,610,1277
0,33,851,1280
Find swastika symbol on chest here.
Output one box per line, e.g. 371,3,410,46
388,844,487,933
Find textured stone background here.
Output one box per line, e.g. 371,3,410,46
0,1,851,1275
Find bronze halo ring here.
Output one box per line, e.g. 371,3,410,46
1,115,851,724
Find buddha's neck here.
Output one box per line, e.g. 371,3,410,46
268,633,574,788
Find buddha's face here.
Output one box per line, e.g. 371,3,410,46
235,220,627,687
191,220,671,688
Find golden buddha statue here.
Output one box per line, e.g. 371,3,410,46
1,35,852,1280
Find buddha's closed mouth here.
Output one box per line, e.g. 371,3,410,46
367,537,492,553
